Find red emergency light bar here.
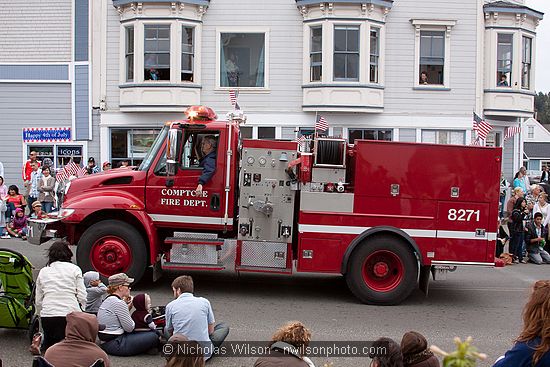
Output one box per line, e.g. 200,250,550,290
184,105,217,121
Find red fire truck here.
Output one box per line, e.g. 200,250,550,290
28,106,502,305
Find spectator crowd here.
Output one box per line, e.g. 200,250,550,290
0,152,127,241
28,240,550,367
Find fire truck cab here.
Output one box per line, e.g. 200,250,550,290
28,106,502,305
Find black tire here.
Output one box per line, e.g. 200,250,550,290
345,235,418,305
76,220,148,284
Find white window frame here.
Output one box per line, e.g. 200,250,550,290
370,27,380,84
496,32,514,88
309,25,323,82
421,129,465,145
215,27,270,91
23,141,88,171
521,35,532,90
119,19,201,85
125,26,134,82
411,19,455,89
333,24,361,82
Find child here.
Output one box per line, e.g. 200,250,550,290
131,293,162,335
83,271,107,314
0,198,8,238
7,208,28,240
30,201,47,219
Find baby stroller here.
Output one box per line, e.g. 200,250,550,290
0,248,39,342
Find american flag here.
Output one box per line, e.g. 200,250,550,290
55,168,69,183
315,115,329,132
64,161,87,178
504,125,521,141
297,134,310,151
473,112,492,140
229,90,238,108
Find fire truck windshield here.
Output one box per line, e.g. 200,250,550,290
138,126,169,171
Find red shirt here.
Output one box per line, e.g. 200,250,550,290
22,160,41,181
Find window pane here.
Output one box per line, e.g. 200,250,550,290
333,54,346,79
111,129,128,159
449,131,465,145
258,127,275,139
346,54,359,80
364,130,376,140
220,33,265,88
311,27,322,52
132,130,159,158
370,29,379,56
334,27,347,52
421,130,436,143
240,126,253,139
127,27,134,53
347,28,359,52
348,129,364,144
144,25,170,81
182,54,193,71
125,27,134,82
378,130,392,141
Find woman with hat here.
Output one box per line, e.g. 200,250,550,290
97,273,160,356
401,331,440,367
30,200,47,219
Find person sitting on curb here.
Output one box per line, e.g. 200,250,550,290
401,331,440,367
164,275,229,360
254,321,315,367
44,311,111,367
97,273,160,356
525,212,550,265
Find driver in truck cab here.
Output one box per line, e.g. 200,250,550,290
195,135,217,195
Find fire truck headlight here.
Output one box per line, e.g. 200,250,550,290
58,208,75,219
64,181,72,195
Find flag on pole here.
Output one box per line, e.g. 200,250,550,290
297,134,310,151
473,112,492,140
315,115,329,132
504,125,521,141
55,168,69,183
64,161,87,178
229,90,237,106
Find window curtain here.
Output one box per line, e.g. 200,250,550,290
256,45,265,87
221,46,229,87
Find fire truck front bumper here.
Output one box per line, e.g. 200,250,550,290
27,217,66,245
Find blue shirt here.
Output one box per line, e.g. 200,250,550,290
198,151,216,185
493,339,550,367
29,169,43,198
513,178,527,194
165,293,215,358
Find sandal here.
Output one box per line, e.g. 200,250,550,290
29,332,43,355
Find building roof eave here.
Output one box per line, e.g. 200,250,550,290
483,1,543,20
113,0,210,7
296,0,393,9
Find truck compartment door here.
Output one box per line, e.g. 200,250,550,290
435,201,492,263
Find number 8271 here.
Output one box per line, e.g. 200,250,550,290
447,209,480,222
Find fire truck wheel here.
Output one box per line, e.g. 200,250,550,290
346,236,418,305
76,220,147,284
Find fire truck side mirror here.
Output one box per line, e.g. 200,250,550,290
166,128,182,176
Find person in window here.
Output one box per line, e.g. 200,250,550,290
498,74,509,87
195,136,217,195
226,53,239,87
420,71,429,85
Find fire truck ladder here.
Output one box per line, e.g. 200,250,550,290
162,232,225,271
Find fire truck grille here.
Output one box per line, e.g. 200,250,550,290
170,244,218,265
240,241,287,268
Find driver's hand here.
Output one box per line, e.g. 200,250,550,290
196,184,203,195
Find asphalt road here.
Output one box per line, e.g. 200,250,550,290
0,238,546,367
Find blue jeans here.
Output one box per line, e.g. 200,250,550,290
210,322,229,349
5,202,15,220
510,232,525,260
41,202,53,213
100,331,159,356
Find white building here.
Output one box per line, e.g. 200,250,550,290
0,0,544,186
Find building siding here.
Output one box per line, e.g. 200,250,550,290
75,65,90,140
75,0,89,62
384,0,478,116
0,64,69,81
0,0,72,62
0,83,72,187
